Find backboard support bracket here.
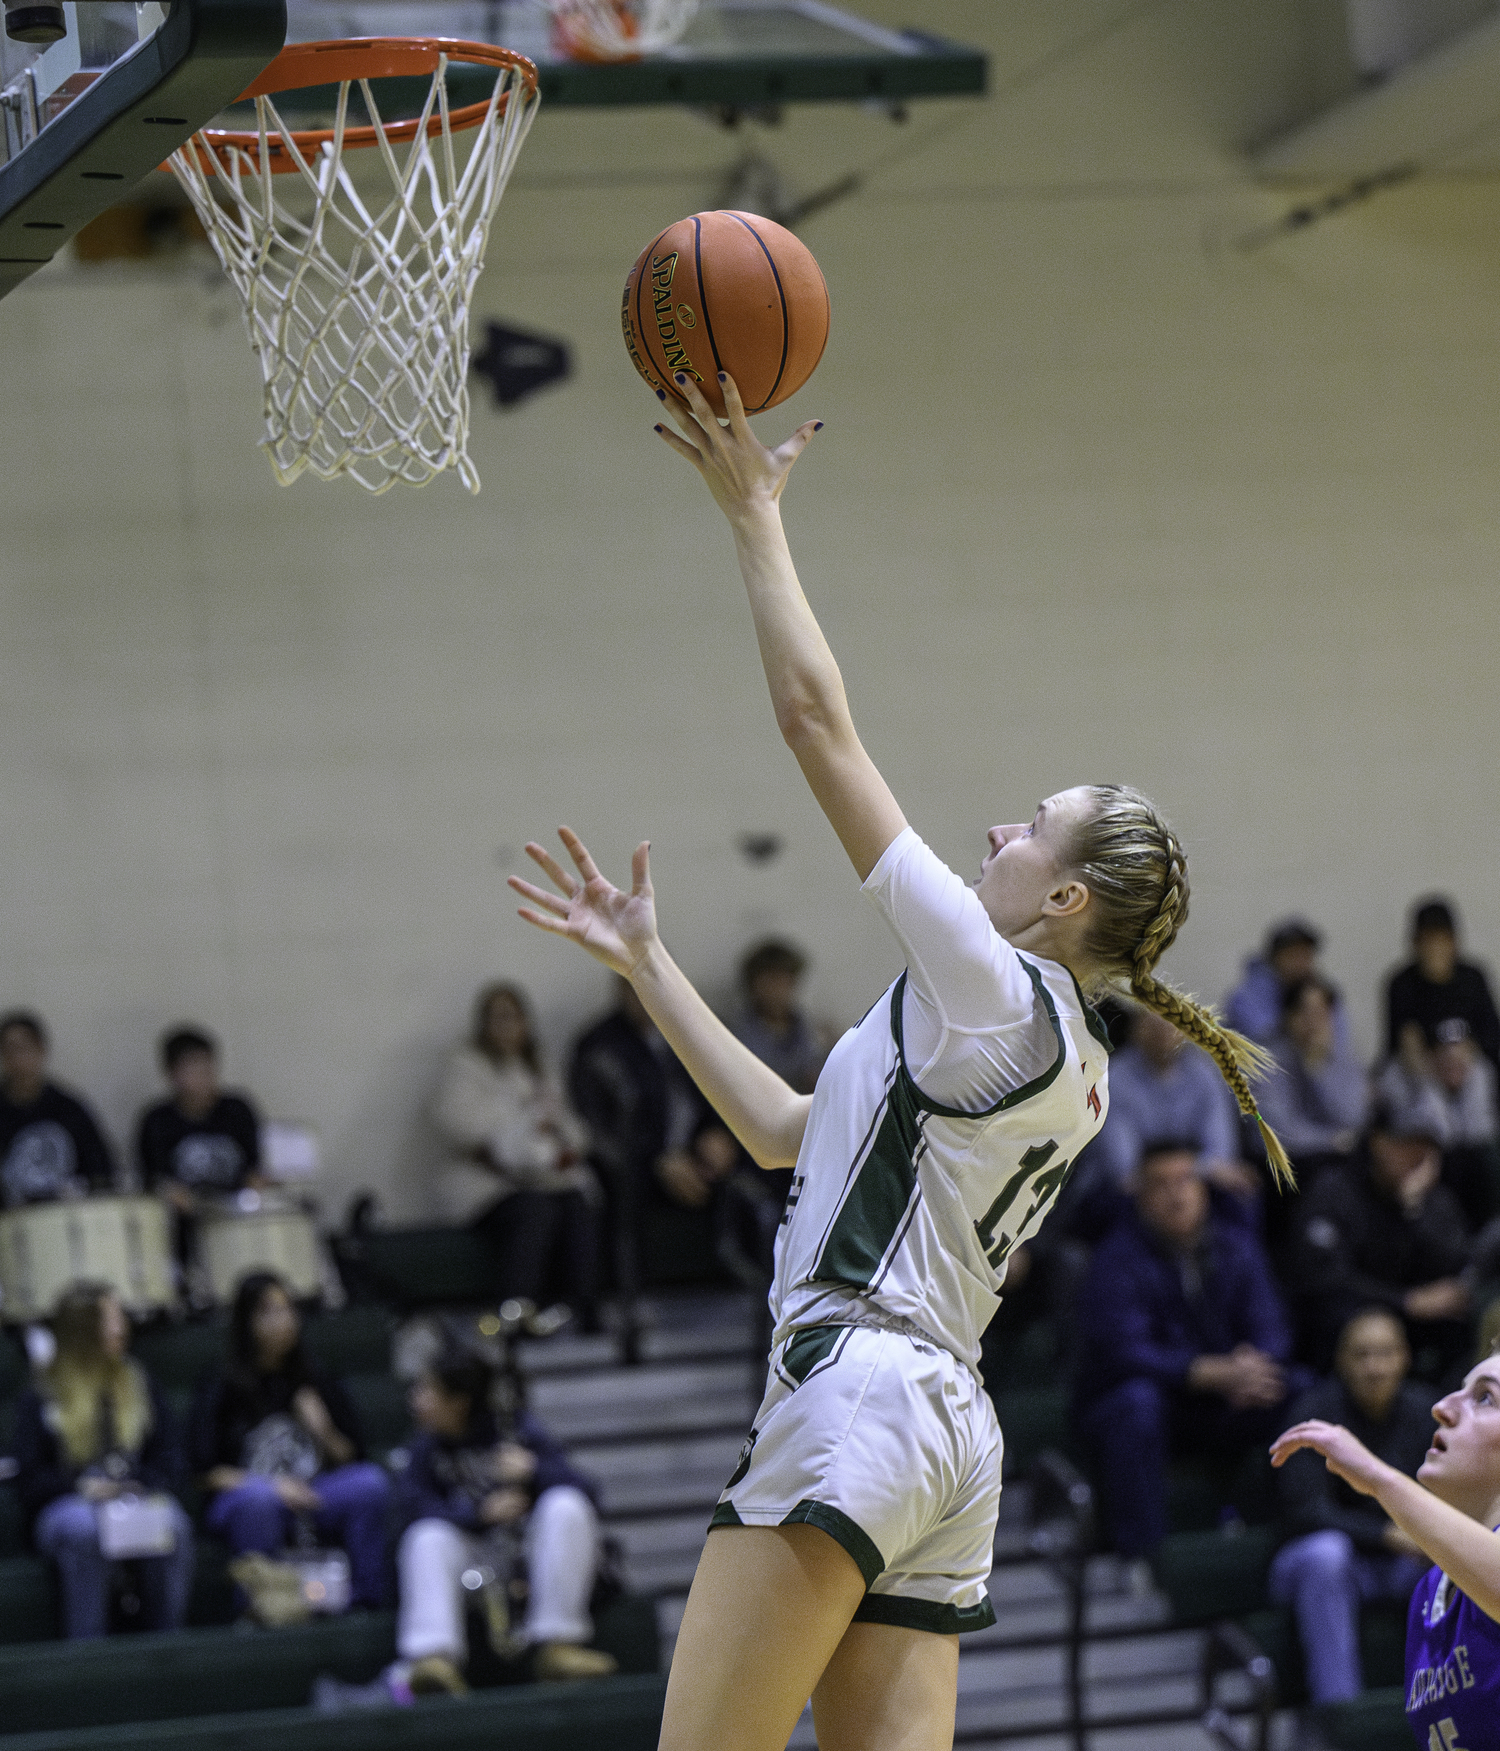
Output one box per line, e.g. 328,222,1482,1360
0,0,286,300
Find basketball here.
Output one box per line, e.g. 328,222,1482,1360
621,210,830,419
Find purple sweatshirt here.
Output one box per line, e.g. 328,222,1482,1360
1074,1207,1293,1404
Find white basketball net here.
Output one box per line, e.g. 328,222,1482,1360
168,55,538,494
547,0,700,59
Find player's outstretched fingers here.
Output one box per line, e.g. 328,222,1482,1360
673,372,723,443
507,873,570,918
717,371,752,440
653,416,702,468
776,419,823,469
656,378,710,446
522,838,580,899
556,825,605,887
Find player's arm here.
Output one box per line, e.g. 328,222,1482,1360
656,373,907,882
1271,1420,1500,1622
510,830,811,1169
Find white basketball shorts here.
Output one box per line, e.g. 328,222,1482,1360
709,1324,1001,1634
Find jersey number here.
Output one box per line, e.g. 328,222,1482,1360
1430,1722,1468,1751
974,1141,1072,1268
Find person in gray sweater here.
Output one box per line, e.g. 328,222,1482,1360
1268,1307,1434,1703
1255,976,1369,1178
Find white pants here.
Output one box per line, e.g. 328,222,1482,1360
397,1484,601,1662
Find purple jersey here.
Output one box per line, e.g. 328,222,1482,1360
1405,1564,1500,1748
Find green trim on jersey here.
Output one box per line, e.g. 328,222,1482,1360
812,1067,924,1289
1065,965,1114,1054
892,964,1069,1122
709,1501,744,1530
781,1325,850,1387
853,1592,998,1636
780,1499,885,1588
810,967,1073,1293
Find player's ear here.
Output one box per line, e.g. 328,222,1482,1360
1041,877,1089,920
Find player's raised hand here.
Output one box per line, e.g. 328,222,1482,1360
509,829,658,978
1269,1419,1397,1497
654,370,821,522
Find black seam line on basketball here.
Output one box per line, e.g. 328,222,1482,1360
637,226,673,393
728,212,789,412
691,214,724,383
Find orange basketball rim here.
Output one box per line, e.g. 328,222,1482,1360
175,37,540,175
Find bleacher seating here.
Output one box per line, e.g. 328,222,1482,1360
976,1306,1418,1744
0,1674,670,1751
0,1298,663,1745
0,1282,1427,1746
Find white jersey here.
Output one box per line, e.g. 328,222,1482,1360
770,828,1111,1370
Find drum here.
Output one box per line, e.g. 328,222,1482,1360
0,1196,175,1323
195,1192,322,1303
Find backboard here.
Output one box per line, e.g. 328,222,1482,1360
274,3,986,114
0,2,983,304
0,1,287,296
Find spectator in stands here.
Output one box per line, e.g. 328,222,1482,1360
1074,1143,1305,1557
0,1012,115,1208
1288,1105,1473,1376
1225,919,1349,1051
1254,976,1368,1179
136,1025,265,1210
190,1272,389,1614
14,1282,193,1638
1269,1307,1431,1704
569,979,742,1289
1386,897,1500,1073
729,939,828,1095
394,1346,616,1693
1094,1007,1260,1206
431,983,601,1333
1376,1017,1500,1233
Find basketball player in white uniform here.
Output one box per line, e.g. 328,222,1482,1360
510,371,1287,1751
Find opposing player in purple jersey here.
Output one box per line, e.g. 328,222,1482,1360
1272,1348,1500,1748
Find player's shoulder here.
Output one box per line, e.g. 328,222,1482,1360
1022,955,1113,1058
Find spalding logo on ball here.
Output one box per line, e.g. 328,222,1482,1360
622,210,830,417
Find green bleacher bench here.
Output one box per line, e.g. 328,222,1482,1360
636,1206,732,1288
992,1387,1073,1478
1315,1687,1412,1751
0,1482,26,1561
0,1537,238,1640
0,1554,54,1642
330,1230,507,1311
134,1308,396,1394
1152,1524,1410,1712
982,1315,1064,1392
1151,1524,1281,1625
0,1673,668,1751
303,1308,398,1377
341,1371,413,1457
0,1594,658,1731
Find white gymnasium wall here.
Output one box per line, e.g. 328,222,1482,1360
3,1,1500,1221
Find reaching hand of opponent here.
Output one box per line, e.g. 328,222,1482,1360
509,828,658,979
1269,1419,1400,1498
654,371,820,525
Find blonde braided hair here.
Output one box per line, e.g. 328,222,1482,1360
1068,785,1294,1191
